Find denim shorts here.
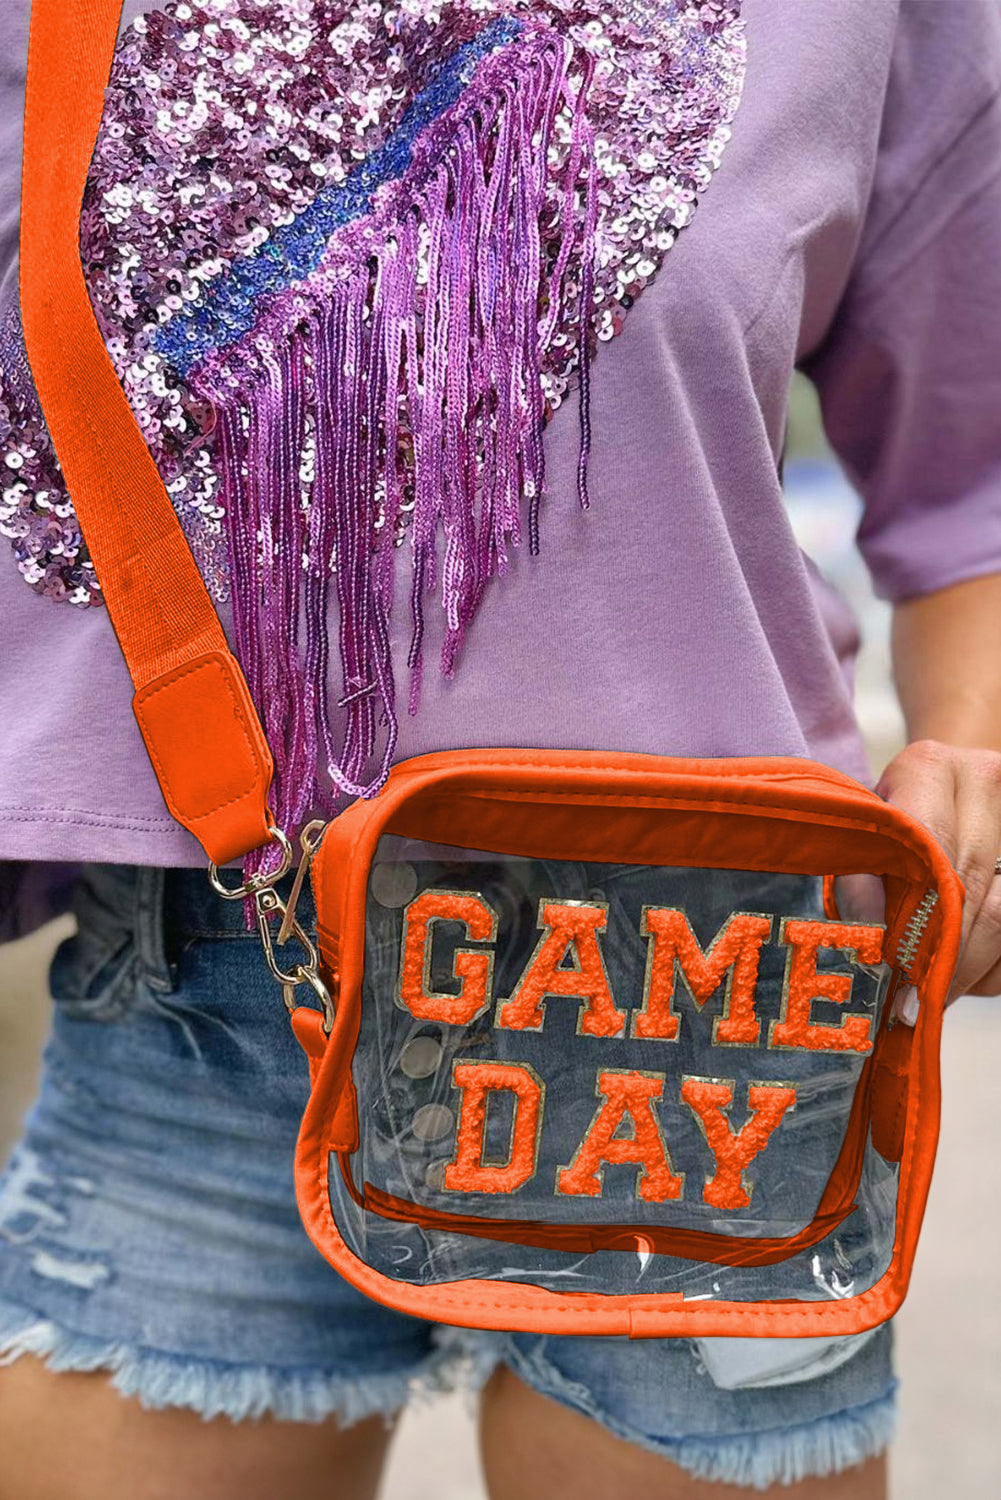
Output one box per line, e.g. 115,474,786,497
0,863,897,1490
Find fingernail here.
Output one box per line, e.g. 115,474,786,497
895,984,920,1027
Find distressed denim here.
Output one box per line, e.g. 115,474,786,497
0,864,897,1488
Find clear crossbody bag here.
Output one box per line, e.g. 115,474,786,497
284,747,963,1337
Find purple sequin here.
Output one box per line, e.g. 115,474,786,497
0,0,746,852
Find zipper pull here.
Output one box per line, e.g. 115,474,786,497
888,885,939,1028
277,819,328,946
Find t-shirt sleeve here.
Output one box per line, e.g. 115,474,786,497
799,0,1001,604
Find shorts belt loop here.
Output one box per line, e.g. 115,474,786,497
134,867,174,994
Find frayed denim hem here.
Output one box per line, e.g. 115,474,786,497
652,1390,897,1490
427,1325,508,1419
503,1336,898,1491
0,1294,466,1427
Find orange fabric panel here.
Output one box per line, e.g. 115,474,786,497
770,918,885,1053
290,1006,358,1150
680,1078,798,1211
290,1007,327,1091
870,1015,913,1164
496,901,626,1037
19,0,274,865
398,890,497,1024
556,1071,685,1202
312,749,960,897
444,1062,544,1194
353,1176,854,1265
386,794,927,879
633,909,772,1045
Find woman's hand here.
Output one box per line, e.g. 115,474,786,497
874,738,1001,1023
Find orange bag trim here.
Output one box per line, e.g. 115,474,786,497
291,750,965,1337
346,1172,855,1264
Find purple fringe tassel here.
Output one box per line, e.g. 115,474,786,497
193,29,598,874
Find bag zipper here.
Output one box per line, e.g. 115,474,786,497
895,887,938,977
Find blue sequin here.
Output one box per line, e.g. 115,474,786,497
157,15,524,377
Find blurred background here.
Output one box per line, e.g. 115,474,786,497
1,375,998,1497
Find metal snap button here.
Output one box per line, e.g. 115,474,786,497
399,1036,443,1079
370,862,419,908
412,1104,454,1142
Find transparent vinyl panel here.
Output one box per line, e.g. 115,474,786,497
329,838,899,1304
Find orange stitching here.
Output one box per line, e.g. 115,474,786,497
387,782,935,860
392,756,868,793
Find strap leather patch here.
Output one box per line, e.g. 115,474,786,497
133,650,274,865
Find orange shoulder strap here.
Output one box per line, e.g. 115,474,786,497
18,0,275,866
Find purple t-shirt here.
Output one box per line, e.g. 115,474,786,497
1,0,1000,934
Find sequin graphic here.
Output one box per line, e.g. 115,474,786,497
1,0,745,853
